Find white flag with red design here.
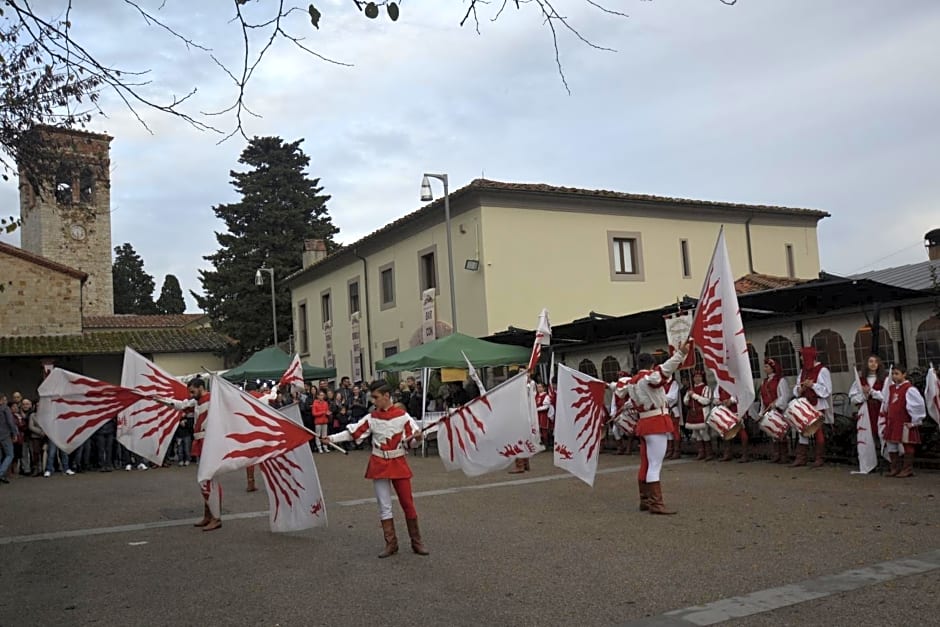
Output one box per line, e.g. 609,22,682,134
279,354,305,392
117,347,190,465
926,365,940,426
37,368,148,454
197,376,315,483
437,372,541,477
690,228,755,419
526,308,552,372
850,369,879,475
553,364,607,486
259,402,327,532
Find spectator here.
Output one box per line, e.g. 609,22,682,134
27,404,45,477
311,391,331,453
0,392,19,483
175,409,194,467
95,418,117,472
18,398,36,475
70,434,94,473
336,376,353,411
119,443,148,472
44,439,75,478
10,398,27,476
407,381,424,418
350,385,369,421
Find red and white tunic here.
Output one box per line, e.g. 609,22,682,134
883,380,926,444
615,350,687,437
759,374,790,415
713,386,739,415
849,373,886,435
329,406,421,479
684,384,711,429
535,391,553,432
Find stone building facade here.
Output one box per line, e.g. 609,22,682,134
0,242,86,336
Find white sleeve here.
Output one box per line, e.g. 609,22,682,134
695,388,712,406
775,378,791,411
811,368,832,399
167,398,196,411
870,387,884,402
793,370,803,397
907,387,927,426
660,349,688,378
329,415,371,444
665,382,679,407
643,369,663,387
848,377,865,405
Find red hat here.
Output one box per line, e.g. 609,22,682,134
799,347,817,371
764,358,782,377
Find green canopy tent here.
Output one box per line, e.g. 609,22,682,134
374,333,530,371
221,346,336,383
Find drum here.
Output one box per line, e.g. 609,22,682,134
758,409,789,441
613,409,638,436
707,406,742,440
784,398,822,436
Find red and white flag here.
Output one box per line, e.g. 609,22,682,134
197,376,315,483
553,364,607,486
279,354,305,392
437,372,541,477
118,347,190,465
526,308,552,372
850,369,881,475
259,402,327,533
926,364,939,426
690,228,755,419
37,368,147,454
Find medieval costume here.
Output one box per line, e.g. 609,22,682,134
882,367,926,478
848,357,887,459
665,375,683,460
713,387,749,462
609,372,636,456
790,347,832,468
759,358,791,463
683,372,713,461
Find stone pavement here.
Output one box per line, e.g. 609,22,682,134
1,450,937,626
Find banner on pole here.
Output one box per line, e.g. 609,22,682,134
422,289,437,344
664,310,695,370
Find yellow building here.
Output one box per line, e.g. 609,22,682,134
286,179,828,380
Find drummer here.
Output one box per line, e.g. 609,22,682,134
714,387,749,463
882,364,926,478
609,371,636,455
683,370,713,461
759,358,792,463
790,347,833,468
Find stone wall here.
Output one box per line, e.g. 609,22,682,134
0,249,83,336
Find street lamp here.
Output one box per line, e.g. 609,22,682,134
255,266,278,346
421,172,458,333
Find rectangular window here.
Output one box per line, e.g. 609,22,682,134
297,302,309,355
383,342,399,358
320,291,331,325
379,262,396,310
420,251,437,291
613,238,637,274
680,239,691,278
785,244,795,278
348,280,360,316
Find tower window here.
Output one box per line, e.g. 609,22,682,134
80,168,95,203
55,166,73,205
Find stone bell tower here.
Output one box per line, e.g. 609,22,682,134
18,127,114,316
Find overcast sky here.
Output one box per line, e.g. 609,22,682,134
2,0,938,313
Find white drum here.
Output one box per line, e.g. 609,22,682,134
758,409,788,441
612,408,639,436
707,406,742,440
784,398,822,436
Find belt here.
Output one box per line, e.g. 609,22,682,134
638,409,668,419
372,448,406,460
194,431,205,440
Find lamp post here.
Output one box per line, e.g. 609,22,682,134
255,266,278,346
420,172,457,334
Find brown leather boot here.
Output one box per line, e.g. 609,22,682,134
638,481,650,512
777,441,790,464
625,438,634,455
768,441,781,464
508,459,526,474
737,442,751,463
194,504,211,527
378,519,398,558
246,465,258,492
616,440,627,455
720,442,734,462
886,452,900,477
647,482,676,515
811,444,825,468
695,441,706,461
895,453,914,478
704,441,716,461
406,518,430,555
202,517,222,532
789,443,808,467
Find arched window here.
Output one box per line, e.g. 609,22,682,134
600,356,620,382
915,317,940,367
55,165,72,205
811,329,849,373
79,167,95,203
747,343,760,378
853,326,895,366
765,336,798,376
578,359,598,378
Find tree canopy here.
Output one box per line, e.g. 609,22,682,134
112,242,157,314
195,136,338,358
156,274,186,314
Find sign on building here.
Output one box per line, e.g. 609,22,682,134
351,313,363,383
422,288,437,344
323,321,335,369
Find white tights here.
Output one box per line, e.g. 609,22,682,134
373,479,394,520
643,433,668,482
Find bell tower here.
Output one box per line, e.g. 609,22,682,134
18,127,114,316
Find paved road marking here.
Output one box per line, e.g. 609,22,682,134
621,549,940,626
0,460,679,545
